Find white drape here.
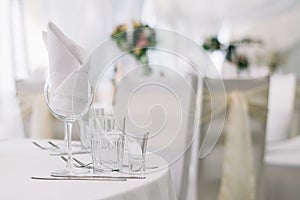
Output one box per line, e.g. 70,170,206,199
196,77,269,200
18,90,53,138
0,0,24,139
290,78,300,138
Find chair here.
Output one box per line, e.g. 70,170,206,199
195,76,270,200
16,78,95,140
16,79,59,138
266,74,296,141
289,74,300,138
113,67,198,198
0,93,24,139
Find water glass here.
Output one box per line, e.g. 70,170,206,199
91,131,124,173
76,108,104,149
90,115,116,132
127,132,149,173
76,118,91,149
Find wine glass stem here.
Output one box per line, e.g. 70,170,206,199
64,132,67,151
65,120,74,171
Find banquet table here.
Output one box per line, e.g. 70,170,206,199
0,139,176,200
265,135,300,200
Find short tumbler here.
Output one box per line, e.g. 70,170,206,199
91,130,124,173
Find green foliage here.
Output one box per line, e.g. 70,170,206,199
202,36,262,71
111,22,157,75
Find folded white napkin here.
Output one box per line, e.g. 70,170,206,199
43,22,91,117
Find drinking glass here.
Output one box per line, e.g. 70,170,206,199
90,116,125,172
91,131,124,173
44,70,93,175
90,115,116,132
75,108,104,150
127,132,149,173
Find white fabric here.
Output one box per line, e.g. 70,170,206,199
113,68,198,197
18,91,53,138
0,0,24,139
197,77,269,200
30,94,53,138
43,22,90,117
265,135,300,200
218,91,256,200
15,78,69,139
178,75,199,200
289,78,300,138
266,73,296,141
266,135,300,166
0,95,24,139
15,21,90,138
0,139,176,200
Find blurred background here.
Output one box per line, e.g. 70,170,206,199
2,0,300,199
3,0,300,79
2,0,300,138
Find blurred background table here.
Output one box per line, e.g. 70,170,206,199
265,135,300,200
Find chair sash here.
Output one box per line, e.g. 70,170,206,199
18,91,53,138
200,81,269,200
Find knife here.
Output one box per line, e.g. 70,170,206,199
50,151,90,156
31,176,126,181
51,175,146,179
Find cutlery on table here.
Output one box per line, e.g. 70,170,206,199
72,157,92,167
60,156,92,169
60,155,157,170
60,156,120,172
31,176,126,181
48,141,60,149
50,151,90,156
51,175,146,180
122,164,158,170
32,141,52,150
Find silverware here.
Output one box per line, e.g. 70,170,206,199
122,164,158,170
51,175,146,180
31,176,126,181
73,157,91,167
60,156,120,172
50,151,90,156
60,156,92,169
48,141,60,149
32,141,52,150
122,117,126,135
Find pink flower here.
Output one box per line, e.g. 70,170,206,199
136,33,148,48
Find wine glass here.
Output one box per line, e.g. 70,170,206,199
44,70,93,175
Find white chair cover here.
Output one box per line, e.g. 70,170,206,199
113,68,198,197
16,80,54,138
266,74,296,141
196,76,270,200
16,79,67,139
290,77,300,138
0,94,24,139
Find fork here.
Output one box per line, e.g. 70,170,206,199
32,141,52,150
60,156,92,169
59,156,124,172
48,141,60,149
70,156,92,167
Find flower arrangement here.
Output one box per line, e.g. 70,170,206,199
111,21,157,75
203,36,263,72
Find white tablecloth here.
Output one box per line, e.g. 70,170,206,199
0,139,176,200
265,135,300,200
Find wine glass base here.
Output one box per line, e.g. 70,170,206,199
51,167,90,176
